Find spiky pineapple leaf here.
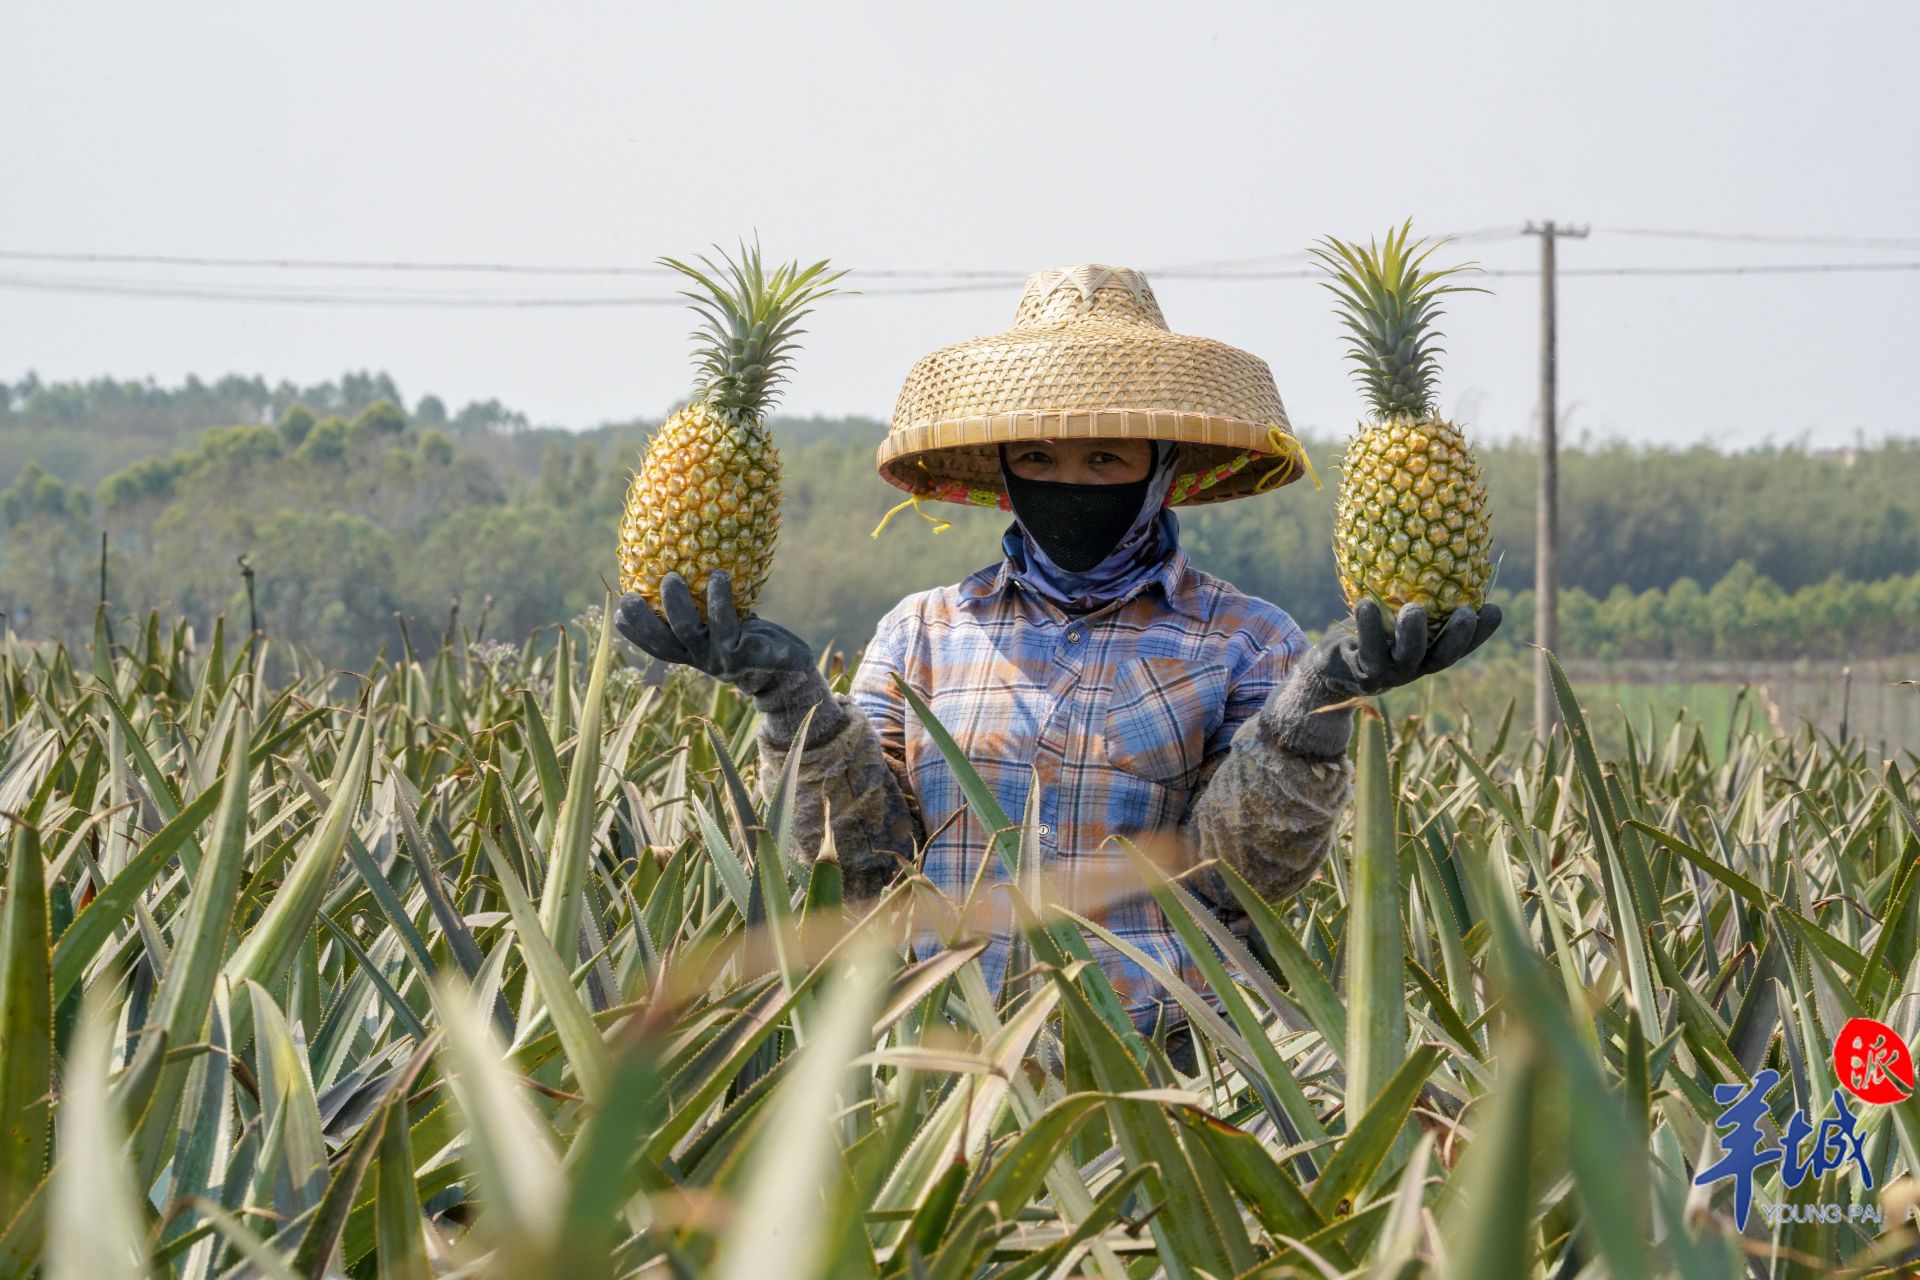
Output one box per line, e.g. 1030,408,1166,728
0,823,52,1234
661,238,849,420
1309,219,1488,419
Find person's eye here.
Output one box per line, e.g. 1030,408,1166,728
1019,451,1051,465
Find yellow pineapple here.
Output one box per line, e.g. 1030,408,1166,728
1311,222,1493,626
617,242,844,620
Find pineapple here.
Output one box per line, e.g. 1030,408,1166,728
617,242,844,620
1311,221,1493,626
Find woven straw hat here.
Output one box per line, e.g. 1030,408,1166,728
877,264,1305,510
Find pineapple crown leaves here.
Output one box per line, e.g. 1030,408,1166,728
1308,219,1489,421
659,239,850,421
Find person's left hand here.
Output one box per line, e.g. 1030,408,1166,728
1314,598,1502,698
1264,599,1503,757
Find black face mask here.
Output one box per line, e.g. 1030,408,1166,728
1000,449,1154,572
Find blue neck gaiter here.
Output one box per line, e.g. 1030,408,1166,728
1000,441,1181,613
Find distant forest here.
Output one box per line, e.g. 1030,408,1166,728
2,372,1917,669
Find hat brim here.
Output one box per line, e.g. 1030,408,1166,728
875,408,1305,507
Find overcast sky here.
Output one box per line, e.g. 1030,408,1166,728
5,2,1917,450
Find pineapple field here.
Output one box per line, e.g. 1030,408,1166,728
2,610,1920,1278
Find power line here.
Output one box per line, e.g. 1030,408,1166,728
0,248,1028,281
0,273,690,307
0,271,1046,305
1142,225,1530,275
1147,261,1920,281
1536,261,1920,278
0,270,683,301
0,226,1534,283
1595,226,1920,250
0,248,677,277
5,226,1920,292
2,259,1917,308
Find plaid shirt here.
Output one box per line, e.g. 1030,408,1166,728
849,545,1309,1029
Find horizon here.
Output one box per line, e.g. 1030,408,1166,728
9,367,1919,463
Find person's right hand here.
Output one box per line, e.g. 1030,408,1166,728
617,570,842,743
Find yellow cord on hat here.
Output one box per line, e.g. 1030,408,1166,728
871,493,953,539
1253,425,1323,493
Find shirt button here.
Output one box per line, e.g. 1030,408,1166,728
1036,824,1051,836
1066,630,1081,643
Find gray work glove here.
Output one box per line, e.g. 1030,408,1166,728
615,570,846,749
1265,599,1503,758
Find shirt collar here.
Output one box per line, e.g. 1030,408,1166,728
957,546,1208,622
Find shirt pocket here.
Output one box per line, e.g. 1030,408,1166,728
1103,656,1231,790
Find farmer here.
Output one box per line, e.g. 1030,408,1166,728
617,265,1499,1056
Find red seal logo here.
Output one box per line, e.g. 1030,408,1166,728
1834,1016,1915,1105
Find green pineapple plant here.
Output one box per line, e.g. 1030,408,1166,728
0,608,1898,1277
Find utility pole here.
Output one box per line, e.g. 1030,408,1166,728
1524,220,1587,735
238,555,259,655
99,530,114,649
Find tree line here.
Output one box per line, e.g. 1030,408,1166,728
1483,564,1920,663
0,370,530,489
1,372,1916,670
